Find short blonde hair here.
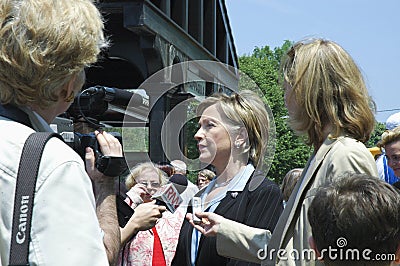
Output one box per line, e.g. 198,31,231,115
281,38,375,146
196,90,270,168
0,0,108,108
125,162,168,190
378,126,400,149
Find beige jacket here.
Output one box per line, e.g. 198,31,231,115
216,135,378,265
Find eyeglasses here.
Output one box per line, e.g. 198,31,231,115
385,154,400,164
137,181,161,188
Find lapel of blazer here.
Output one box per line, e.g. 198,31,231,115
213,170,260,215
213,189,243,215
196,180,248,262
268,136,344,260
203,169,257,217
196,190,240,260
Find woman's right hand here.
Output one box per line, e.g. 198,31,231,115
128,184,151,201
129,184,149,201
186,212,224,237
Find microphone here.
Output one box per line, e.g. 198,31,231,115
152,174,188,213
116,194,134,227
86,86,149,108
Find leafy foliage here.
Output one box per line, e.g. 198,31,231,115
365,121,385,148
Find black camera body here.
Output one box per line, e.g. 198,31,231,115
52,86,132,226
53,85,134,160
66,86,109,119
63,131,122,160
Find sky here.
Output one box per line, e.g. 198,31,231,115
225,0,399,123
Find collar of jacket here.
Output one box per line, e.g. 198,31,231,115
0,104,32,128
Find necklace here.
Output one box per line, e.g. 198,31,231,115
214,179,232,188
213,165,247,188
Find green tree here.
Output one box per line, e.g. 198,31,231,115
365,121,385,148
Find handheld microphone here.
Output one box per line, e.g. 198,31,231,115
116,194,134,227
86,86,149,108
152,174,188,213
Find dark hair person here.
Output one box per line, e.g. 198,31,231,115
308,173,400,266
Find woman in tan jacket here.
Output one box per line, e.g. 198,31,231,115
187,38,378,266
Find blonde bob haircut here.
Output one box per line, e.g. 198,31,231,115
125,162,168,190
196,90,270,168
281,38,375,147
378,126,400,149
0,0,108,108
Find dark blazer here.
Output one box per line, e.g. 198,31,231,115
171,172,283,266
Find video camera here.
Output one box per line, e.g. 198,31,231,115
51,85,151,226
53,85,148,160
59,130,123,161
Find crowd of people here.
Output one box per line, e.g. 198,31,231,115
1,1,399,266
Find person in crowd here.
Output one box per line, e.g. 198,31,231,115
308,173,400,265
170,159,199,207
124,162,168,209
280,168,303,207
0,0,122,265
171,160,188,175
196,169,216,189
376,112,400,184
156,161,175,177
188,38,378,266
378,126,400,187
118,162,185,266
171,89,284,266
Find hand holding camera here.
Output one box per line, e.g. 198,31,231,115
85,130,126,181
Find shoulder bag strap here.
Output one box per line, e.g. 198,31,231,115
9,132,63,266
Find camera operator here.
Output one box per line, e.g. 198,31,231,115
0,0,121,265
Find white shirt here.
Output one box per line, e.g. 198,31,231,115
0,109,109,265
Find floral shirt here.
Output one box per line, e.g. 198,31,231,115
117,200,186,266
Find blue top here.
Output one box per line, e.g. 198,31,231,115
376,154,400,184
190,164,255,265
